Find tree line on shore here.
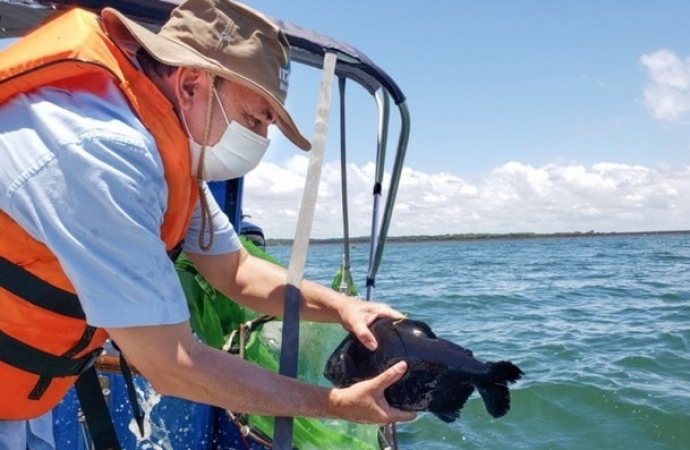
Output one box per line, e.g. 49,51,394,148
264,229,690,247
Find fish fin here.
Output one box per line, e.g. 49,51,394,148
490,360,524,385
453,382,475,411
477,361,524,418
428,381,474,424
433,410,460,423
477,383,511,419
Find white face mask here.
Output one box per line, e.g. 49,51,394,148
184,87,271,181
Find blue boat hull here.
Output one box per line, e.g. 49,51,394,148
53,372,264,450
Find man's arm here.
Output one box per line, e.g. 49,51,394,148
186,248,403,350
106,322,416,424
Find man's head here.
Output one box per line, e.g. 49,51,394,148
102,0,310,151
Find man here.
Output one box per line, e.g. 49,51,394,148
0,0,415,447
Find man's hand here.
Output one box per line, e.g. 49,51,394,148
329,361,417,424
108,321,414,424
339,299,404,351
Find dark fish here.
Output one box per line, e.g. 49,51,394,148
323,318,524,423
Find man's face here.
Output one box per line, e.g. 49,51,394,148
178,69,277,146
211,80,277,143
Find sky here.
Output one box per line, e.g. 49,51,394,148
237,0,690,239
3,1,690,239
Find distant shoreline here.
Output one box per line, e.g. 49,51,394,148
265,229,690,247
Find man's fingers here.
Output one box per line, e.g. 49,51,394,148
353,324,378,351
335,360,415,425
373,361,416,423
389,407,417,423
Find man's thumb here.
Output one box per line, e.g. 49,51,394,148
375,361,408,389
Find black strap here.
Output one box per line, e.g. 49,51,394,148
119,353,145,436
0,256,85,319
167,240,184,262
0,330,121,449
274,284,301,448
30,326,98,400
0,329,100,377
75,367,122,450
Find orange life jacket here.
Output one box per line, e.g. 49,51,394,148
0,8,198,420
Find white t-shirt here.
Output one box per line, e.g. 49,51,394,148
0,75,241,329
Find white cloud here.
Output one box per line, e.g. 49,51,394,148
242,158,690,239
640,49,690,121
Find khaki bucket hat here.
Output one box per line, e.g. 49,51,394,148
102,0,311,151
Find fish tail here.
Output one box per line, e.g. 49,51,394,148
476,361,524,418
489,360,524,384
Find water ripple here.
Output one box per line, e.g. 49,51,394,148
268,234,690,449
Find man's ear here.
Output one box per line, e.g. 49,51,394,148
176,67,206,110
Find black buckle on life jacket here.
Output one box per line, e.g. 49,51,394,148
74,347,103,375
26,346,104,401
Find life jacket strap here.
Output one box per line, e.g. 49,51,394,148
75,367,122,450
167,239,184,262
0,329,101,378
0,256,85,319
30,325,99,400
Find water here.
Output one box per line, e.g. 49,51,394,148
267,233,690,450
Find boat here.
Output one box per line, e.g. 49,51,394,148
0,1,411,448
